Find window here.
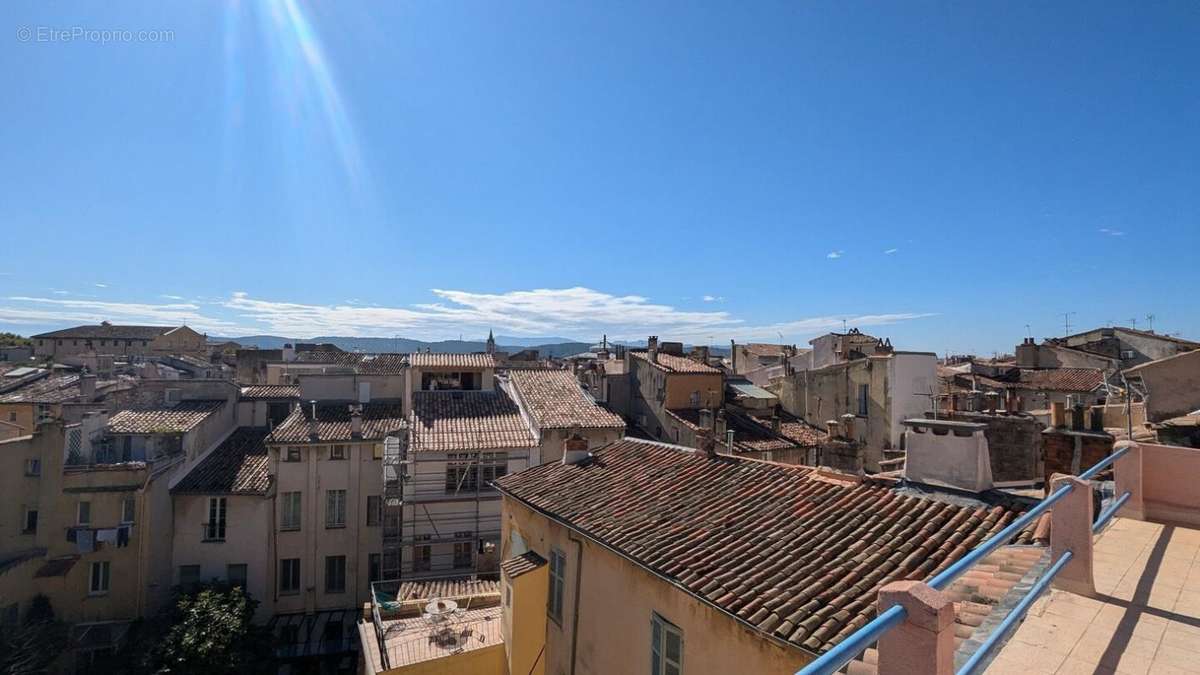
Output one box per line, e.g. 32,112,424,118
24,458,40,476
279,558,300,594
325,490,346,528
330,444,347,460
179,565,200,589
368,554,382,583
77,501,91,526
1121,349,1136,360
227,564,248,588
205,497,227,541
366,495,382,526
8,412,15,422
444,453,507,493
120,497,136,524
284,446,301,462
454,542,473,569
413,544,431,572
281,492,301,530
858,383,869,416
548,548,566,623
22,508,38,533
89,561,110,595
325,555,346,593
651,613,683,675
373,443,383,460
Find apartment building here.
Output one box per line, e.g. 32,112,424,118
506,368,625,464
30,322,208,360
625,336,724,446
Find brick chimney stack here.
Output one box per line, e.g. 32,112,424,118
79,373,96,402
697,429,719,458
308,400,320,439
647,336,659,364
840,413,856,439
350,405,363,438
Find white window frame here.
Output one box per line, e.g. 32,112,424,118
651,612,683,675
279,558,300,594
77,500,91,526
205,497,227,541
325,555,346,593
22,507,38,533
330,444,347,460
120,496,136,524
89,561,110,595
325,489,346,528
548,548,566,623
281,491,301,530
366,495,381,527
284,446,301,462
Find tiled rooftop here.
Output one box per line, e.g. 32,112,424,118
106,400,225,434
495,439,1038,655
239,384,300,400
268,402,405,443
409,352,496,369
389,578,501,602
172,427,270,495
292,351,409,374
631,350,722,374
508,369,625,430
30,324,178,340
985,517,1200,675
665,409,826,452
501,551,547,579
410,390,536,452
0,374,133,404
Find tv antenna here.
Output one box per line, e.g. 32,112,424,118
1024,324,1032,338
1145,314,1155,332
1060,312,1077,336
1128,318,1137,330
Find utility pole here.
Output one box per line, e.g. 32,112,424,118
1146,314,1155,332
1024,324,1032,338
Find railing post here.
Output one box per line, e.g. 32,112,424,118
1114,441,1144,521
877,581,956,675
1049,474,1095,596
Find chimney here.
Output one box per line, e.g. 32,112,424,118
950,393,960,412
561,427,589,465
770,415,781,434
1005,389,1018,413
826,419,839,437
697,429,718,458
282,343,297,362
1090,406,1105,432
350,405,363,438
714,409,727,438
308,400,320,439
840,413,856,439
1071,403,1086,431
1050,401,1066,428
730,340,737,372
647,336,659,364
698,408,713,430
985,391,998,415
79,374,96,402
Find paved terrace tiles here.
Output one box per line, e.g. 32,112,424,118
495,439,1038,655
508,369,625,430
987,517,1200,675
105,400,225,434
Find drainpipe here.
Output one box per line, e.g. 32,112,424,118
568,534,584,675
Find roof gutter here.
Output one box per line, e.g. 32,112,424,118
493,483,818,661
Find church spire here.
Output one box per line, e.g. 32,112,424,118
486,329,496,355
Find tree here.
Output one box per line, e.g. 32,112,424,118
0,594,69,674
0,333,31,347
112,584,274,675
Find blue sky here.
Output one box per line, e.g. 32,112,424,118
2,1,1197,354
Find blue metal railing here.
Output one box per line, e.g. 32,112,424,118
796,447,1129,675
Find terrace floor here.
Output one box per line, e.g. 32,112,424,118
987,517,1200,674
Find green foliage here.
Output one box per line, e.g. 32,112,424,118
0,594,68,674
114,584,274,675
0,332,31,347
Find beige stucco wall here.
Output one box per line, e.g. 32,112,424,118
501,498,812,675
171,493,275,620
0,402,36,436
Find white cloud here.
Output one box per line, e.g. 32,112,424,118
51,290,69,295
160,294,185,300
1098,228,1125,237
94,283,109,288
827,250,844,259
701,295,724,303
884,248,899,254
0,287,936,343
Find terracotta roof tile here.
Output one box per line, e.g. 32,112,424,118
508,369,625,430
501,550,548,578
292,351,409,374
30,324,179,340
410,352,496,369
268,402,405,444
410,390,536,452
106,400,225,434
495,439,1039,655
391,578,501,602
631,351,722,374
239,385,299,400
172,427,271,495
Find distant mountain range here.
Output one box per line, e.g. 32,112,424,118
215,335,595,358
214,334,732,358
